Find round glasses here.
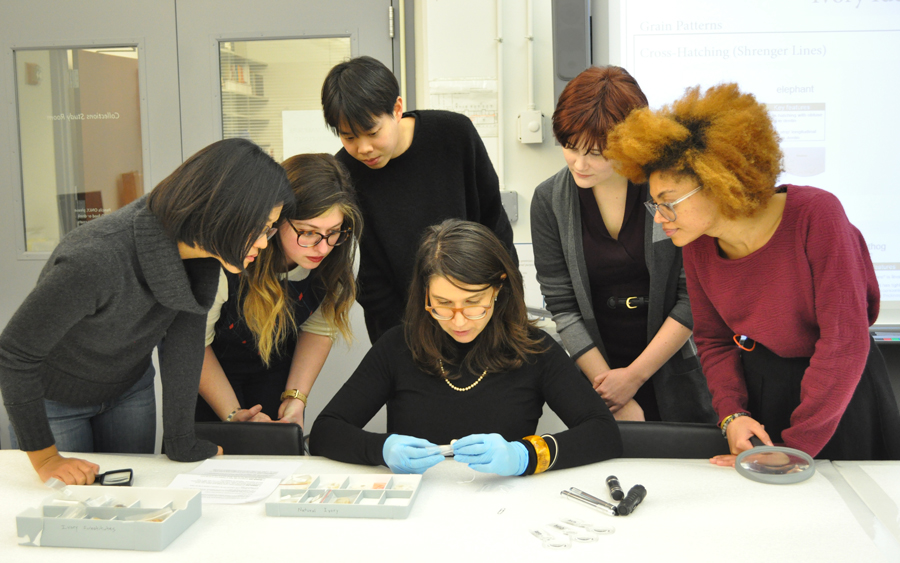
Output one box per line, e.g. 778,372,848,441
286,220,350,248
644,186,702,222
425,290,497,321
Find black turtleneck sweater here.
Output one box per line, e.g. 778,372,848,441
309,326,622,471
0,196,220,462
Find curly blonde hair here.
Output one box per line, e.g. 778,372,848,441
603,83,784,219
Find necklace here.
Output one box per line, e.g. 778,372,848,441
438,359,487,392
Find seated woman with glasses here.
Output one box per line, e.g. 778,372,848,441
309,219,621,475
196,154,362,428
531,66,714,423
604,83,900,462
0,138,292,484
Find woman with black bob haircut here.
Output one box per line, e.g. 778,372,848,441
198,153,362,427
310,219,621,476
0,138,291,485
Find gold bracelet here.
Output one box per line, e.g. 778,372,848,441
541,434,559,470
522,435,551,474
280,389,308,405
225,408,242,422
719,412,749,437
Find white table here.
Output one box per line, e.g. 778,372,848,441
1,451,897,562
833,461,900,548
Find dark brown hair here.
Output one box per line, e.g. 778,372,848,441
552,66,648,152
404,219,545,379
147,138,292,269
604,83,783,219
242,154,363,364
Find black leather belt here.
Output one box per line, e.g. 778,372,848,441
606,296,649,309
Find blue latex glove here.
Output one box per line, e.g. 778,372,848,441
382,434,444,474
452,433,528,476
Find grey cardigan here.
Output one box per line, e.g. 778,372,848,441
0,197,220,461
530,167,715,422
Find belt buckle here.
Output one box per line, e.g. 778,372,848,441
625,296,638,309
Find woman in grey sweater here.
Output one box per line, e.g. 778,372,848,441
0,138,292,484
530,67,714,423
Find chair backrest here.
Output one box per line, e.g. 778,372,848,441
618,421,729,459
195,422,305,456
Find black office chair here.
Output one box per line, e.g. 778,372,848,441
194,421,305,456
617,421,729,459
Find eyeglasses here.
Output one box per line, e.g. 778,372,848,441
644,186,703,222
286,220,350,248
258,227,278,241
425,290,498,321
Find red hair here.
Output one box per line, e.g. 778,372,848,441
552,66,648,151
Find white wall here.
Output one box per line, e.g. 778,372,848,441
416,0,567,247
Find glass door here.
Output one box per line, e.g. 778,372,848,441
176,0,394,158
219,37,352,161
0,0,182,450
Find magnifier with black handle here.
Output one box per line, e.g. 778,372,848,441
735,437,815,484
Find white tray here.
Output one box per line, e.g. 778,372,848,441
266,473,421,519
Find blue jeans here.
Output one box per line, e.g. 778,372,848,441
10,364,157,454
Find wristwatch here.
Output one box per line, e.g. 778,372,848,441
280,389,308,405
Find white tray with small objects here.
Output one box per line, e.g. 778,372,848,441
266,473,421,519
16,487,201,551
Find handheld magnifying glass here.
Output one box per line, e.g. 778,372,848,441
95,469,134,486
735,437,815,485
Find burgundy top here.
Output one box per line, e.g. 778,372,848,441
684,185,879,456
578,182,650,366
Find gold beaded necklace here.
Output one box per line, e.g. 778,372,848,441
438,359,487,392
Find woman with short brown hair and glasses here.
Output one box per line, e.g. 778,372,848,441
310,219,621,476
531,66,715,424
197,153,362,429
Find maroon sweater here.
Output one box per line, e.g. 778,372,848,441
684,186,879,455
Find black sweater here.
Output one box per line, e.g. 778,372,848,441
309,326,622,471
336,110,516,343
0,197,219,462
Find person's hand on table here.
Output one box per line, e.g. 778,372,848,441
593,367,646,413
382,434,444,474
29,446,99,485
452,433,528,476
277,398,305,429
229,404,272,422
710,415,772,467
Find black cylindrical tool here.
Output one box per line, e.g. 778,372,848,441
606,475,624,501
616,484,647,516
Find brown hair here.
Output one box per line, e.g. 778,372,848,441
404,219,545,379
552,66,648,152
604,83,783,219
242,154,362,365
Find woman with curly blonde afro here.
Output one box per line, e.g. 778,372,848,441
605,83,900,463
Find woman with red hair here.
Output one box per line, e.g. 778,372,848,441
531,66,715,423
